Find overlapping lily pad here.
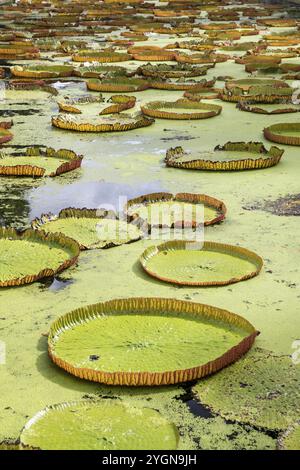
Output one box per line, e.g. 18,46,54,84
141,99,222,120
238,100,300,115
193,348,300,431
140,240,263,287
87,77,149,93
57,95,136,115
0,147,83,177
20,400,179,450
0,227,79,287
48,297,258,385
126,192,226,228
165,142,284,171
264,123,300,146
73,65,128,78
32,208,143,250
51,113,154,132
138,63,213,79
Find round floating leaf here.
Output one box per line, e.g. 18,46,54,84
278,422,300,450
0,227,79,287
10,64,74,78
194,348,300,431
126,192,226,228
87,77,149,92
264,123,300,146
140,240,263,287
73,65,128,78
149,78,216,91
48,297,258,386
58,95,136,115
72,50,132,62
20,400,179,450
138,63,213,78
52,113,154,132
0,147,83,177
165,142,284,171
32,208,143,250
141,99,222,120
238,100,300,115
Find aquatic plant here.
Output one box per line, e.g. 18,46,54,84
57,95,136,115
0,128,13,145
0,227,79,287
141,99,222,120
165,142,284,171
87,77,149,92
194,348,300,431
277,422,300,450
237,100,300,115
0,147,83,177
72,50,132,63
140,240,263,287
51,113,154,132
264,123,300,146
48,297,258,385
125,192,227,228
138,62,214,78
10,65,74,79
19,399,179,450
31,207,143,250
73,65,128,78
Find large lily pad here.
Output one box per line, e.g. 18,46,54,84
57,94,136,115
238,100,300,115
20,400,179,450
52,113,154,132
48,297,258,386
277,422,300,450
264,123,300,146
0,147,83,177
72,50,132,62
0,227,79,287
126,192,226,228
87,77,149,92
141,99,222,120
10,65,74,79
193,348,300,431
32,208,143,250
73,65,128,78
165,142,284,171
138,62,213,78
149,78,216,91
140,240,263,287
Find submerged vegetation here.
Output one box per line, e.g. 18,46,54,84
0,0,299,451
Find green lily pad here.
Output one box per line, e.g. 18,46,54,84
126,192,226,228
140,240,263,286
0,227,79,287
32,208,143,250
57,95,136,115
193,348,300,431
0,147,82,177
278,422,300,450
48,297,258,386
141,99,222,120
10,64,74,79
20,400,179,450
165,142,284,171
264,123,300,146
73,65,128,78
52,113,154,132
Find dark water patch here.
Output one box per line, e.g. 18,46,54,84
177,383,214,419
28,179,167,219
244,194,300,216
38,276,74,291
0,108,41,117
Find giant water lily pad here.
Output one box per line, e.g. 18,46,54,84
193,348,300,431
126,192,226,228
141,99,222,120
0,227,79,287
32,208,143,250
51,113,154,132
238,100,300,115
138,63,213,78
48,297,258,386
73,65,128,78
264,123,300,146
58,94,136,115
149,78,216,91
165,142,284,171
0,147,83,177
140,240,263,287
87,77,149,92
72,50,132,62
277,422,300,450
10,64,74,79
20,400,179,450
